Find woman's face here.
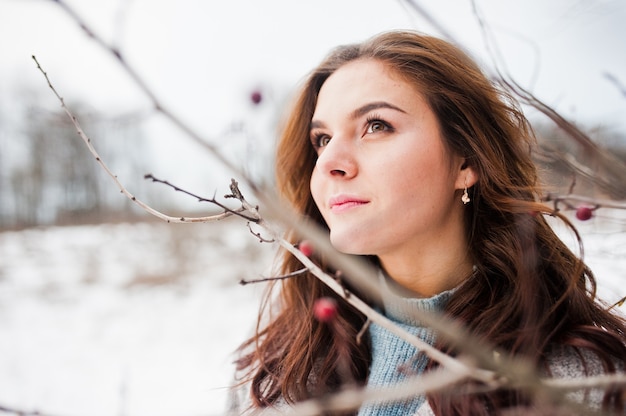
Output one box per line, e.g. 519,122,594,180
309,59,470,267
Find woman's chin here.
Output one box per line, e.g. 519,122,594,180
330,234,375,256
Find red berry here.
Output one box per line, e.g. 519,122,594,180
250,90,262,105
575,206,593,221
313,297,338,322
299,240,314,257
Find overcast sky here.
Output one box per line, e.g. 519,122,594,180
1,0,625,196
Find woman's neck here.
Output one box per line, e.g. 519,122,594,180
378,244,473,297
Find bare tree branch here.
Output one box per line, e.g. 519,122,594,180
542,194,626,211
285,367,469,416
604,72,626,99
50,0,246,186
0,403,58,416
501,77,626,199
405,0,626,199
31,55,236,225
545,372,626,392
239,268,307,285
400,0,457,41
280,369,626,416
144,174,260,223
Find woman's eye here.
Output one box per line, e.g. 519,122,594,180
312,134,331,149
366,120,390,134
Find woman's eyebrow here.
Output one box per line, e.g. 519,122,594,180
310,101,406,130
310,120,325,130
351,101,407,119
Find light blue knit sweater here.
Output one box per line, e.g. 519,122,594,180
357,278,456,416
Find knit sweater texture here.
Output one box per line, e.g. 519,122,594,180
357,276,454,416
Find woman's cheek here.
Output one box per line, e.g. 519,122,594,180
309,171,324,213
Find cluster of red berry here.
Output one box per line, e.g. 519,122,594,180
297,240,339,323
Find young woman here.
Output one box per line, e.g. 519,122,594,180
231,31,626,415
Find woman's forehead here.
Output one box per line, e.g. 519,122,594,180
312,59,428,120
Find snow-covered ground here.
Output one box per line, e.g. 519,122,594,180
0,212,624,416
0,219,276,416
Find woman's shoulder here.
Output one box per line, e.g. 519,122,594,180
543,344,624,411
413,345,624,416
544,344,622,377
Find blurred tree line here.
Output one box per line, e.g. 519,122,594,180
0,88,152,230
533,121,626,200
1,85,625,231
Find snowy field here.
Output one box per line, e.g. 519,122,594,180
0,212,625,416
0,219,276,416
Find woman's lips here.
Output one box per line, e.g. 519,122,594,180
328,195,369,213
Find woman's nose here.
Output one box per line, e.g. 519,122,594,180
315,136,358,179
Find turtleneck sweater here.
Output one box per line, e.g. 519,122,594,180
357,275,456,416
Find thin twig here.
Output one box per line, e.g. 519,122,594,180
356,318,371,346
0,403,55,416
144,174,260,223
609,296,625,311
285,368,470,415
542,372,626,392
542,194,626,211
501,76,626,199
406,0,626,199
32,55,233,225
239,268,308,285
604,72,626,99
51,0,246,184
246,222,275,243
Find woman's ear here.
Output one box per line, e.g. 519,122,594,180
455,160,478,190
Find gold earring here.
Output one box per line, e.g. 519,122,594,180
462,180,470,205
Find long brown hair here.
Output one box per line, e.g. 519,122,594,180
235,31,626,413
